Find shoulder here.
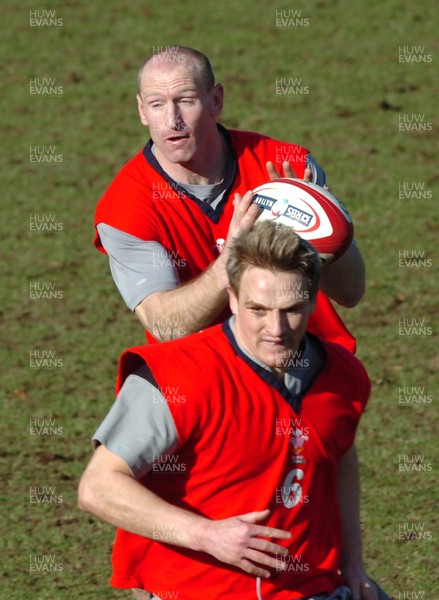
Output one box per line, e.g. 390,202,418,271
117,325,230,391
324,340,368,375
95,148,165,239
99,150,151,197
96,150,149,214
228,128,309,152
322,340,371,400
228,128,270,144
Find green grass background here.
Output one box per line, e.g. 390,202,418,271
1,0,437,598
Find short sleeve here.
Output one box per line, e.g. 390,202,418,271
97,223,179,310
93,368,179,479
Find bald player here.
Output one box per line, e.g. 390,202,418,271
94,46,365,349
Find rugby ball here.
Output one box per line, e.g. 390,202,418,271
252,178,353,262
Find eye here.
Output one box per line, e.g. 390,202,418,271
285,304,305,315
179,98,195,105
251,307,266,316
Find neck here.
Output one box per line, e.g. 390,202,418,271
272,367,286,380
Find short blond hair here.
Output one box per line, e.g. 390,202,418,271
227,221,320,299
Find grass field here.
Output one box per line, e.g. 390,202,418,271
1,0,438,598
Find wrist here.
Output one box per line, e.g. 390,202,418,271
187,516,212,554
209,250,230,290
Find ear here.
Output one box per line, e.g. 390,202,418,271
136,94,148,126
210,83,224,118
227,285,238,316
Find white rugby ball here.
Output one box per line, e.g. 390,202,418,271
252,178,353,262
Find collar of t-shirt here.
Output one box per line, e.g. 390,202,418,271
150,142,235,209
143,125,236,224
224,316,325,413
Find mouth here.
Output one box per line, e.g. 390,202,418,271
262,339,288,347
165,134,190,142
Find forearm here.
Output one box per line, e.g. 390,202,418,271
135,254,229,340
134,191,260,340
78,453,292,578
320,241,366,307
78,467,207,550
337,445,364,568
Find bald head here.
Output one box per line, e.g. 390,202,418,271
137,46,215,96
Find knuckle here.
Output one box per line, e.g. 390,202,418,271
260,539,269,551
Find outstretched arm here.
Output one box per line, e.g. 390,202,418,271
337,445,378,600
319,241,365,307
78,444,291,579
134,190,260,339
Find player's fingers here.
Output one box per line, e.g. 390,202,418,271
237,509,271,524
282,161,297,178
239,515,292,539
233,190,254,213
303,167,312,182
241,189,255,207
244,548,288,572
237,511,291,540
233,192,243,207
243,202,262,224
258,525,292,540
234,194,261,231
248,537,289,556
266,161,281,180
238,557,271,579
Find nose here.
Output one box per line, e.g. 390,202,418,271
165,102,185,131
265,310,285,338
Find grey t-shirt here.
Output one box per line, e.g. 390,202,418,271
93,364,179,478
